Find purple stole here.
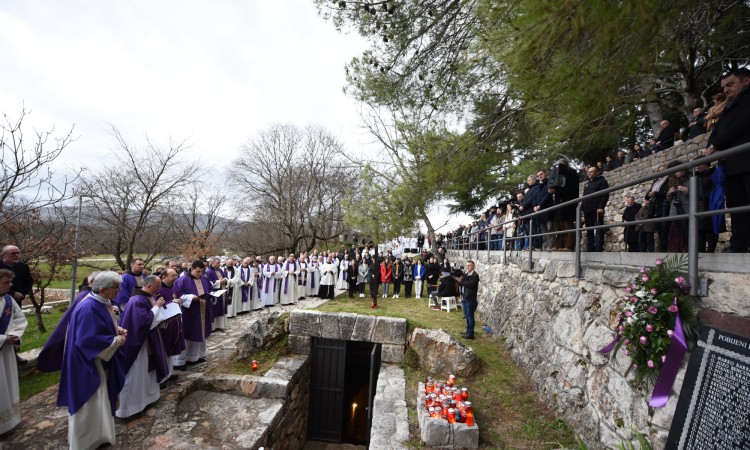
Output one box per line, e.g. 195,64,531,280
264,264,278,294
205,267,226,316
341,261,348,281
157,283,186,357
284,261,298,294
222,267,236,305
239,266,251,303
310,263,317,289
256,266,263,293
0,294,13,335
298,263,307,286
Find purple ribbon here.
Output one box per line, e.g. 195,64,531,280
649,307,687,408
311,265,316,289
598,315,624,354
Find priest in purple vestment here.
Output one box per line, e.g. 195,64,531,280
173,260,214,366
58,271,127,450
38,271,101,373
115,275,167,418
205,257,228,331
157,269,186,371
114,258,146,312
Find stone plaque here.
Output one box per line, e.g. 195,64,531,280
665,327,750,449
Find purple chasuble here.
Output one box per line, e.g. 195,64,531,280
115,271,146,310
58,296,125,415
117,290,170,381
37,290,91,372
205,267,227,317
157,283,186,357
174,274,214,343
0,294,13,334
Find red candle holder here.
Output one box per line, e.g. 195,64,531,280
447,408,456,424
251,360,258,371
461,387,469,401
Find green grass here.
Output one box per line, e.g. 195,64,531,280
317,284,578,449
21,305,66,353
19,369,59,402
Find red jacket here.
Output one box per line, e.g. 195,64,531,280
380,263,393,282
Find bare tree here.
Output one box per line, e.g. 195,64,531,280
77,126,203,269
229,124,356,255
0,107,77,227
0,205,79,332
173,184,234,259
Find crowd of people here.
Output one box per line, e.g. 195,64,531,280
0,239,481,448
446,68,750,254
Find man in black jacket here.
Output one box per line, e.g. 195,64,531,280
460,262,480,339
548,160,580,251
431,270,458,308
582,167,610,252
0,245,33,307
706,68,750,253
622,196,641,252
655,119,676,151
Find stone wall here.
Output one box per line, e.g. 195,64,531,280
462,252,749,449
588,134,712,251
266,356,311,450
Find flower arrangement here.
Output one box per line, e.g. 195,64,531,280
606,255,698,386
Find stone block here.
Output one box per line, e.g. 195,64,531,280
381,344,405,363
372,316,407,345
409,328,480,377
318,313,341,340
41,305,54,314
453,422,479,448
255,377,288,399
351,314,375,341
337,312,358,340
420,416,451,447
287,334,311,355
288,310,321,337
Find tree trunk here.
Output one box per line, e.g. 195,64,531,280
29,290,47,333
646,102,664,136
421,211,438,256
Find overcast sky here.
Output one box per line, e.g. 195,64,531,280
0,0,472,232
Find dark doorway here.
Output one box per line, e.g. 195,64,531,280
308,338,381,446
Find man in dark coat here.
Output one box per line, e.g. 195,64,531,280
581,166,610,252
0,245,33,307
548,160,580,251
706,68,750,253
655,119,677,151
622,196,641,252
460,263,479,340
688,107,707,139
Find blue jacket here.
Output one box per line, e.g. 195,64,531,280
413,264,426,280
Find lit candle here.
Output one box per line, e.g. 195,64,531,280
461,387,469,401
448,408,456,424
251,360,258,371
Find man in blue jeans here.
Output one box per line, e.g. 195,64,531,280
460,260,480,339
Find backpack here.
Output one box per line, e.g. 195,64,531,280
547,164,567,189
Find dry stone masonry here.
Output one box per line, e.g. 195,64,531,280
454,252,750,449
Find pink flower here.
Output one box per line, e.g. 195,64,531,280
625,287,632,294
625,311,634,317
630,296,638,303
655,258,663,266
668,304,679,313
624,339,630,345
639,336,648,345
675,276,686,284
633,364,638,369
667,329,674,338
650,288,658,295
662,355,667,363
648,306,658,314
647,360,655,368
640,266,647,273
642,274,650,282
646,324,654,332
617,325,624,332
623,349,629,356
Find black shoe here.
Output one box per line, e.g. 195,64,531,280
464,335,475,340
173,365,187,371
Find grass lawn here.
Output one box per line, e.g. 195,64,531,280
317,286,578,449
21,305,66,353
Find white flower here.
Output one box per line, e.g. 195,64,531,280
636,290,647,298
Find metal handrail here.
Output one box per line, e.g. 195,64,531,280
443,139,750,296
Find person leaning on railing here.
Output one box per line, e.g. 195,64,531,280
705,68,750,253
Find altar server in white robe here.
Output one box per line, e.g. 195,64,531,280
308,256,321,297
249,259,263,309
279,254,300,305
297,255,310,298
224,259,242,318
276,255,285,304
0,269,27,434
318,258,337,299
336,254,350,290
261,256,280,306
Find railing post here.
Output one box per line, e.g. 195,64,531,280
688,171,699,296
575,202,582,279
487,228,490,260
528,215,534,270
503,230,507,265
